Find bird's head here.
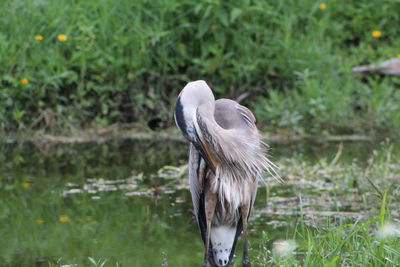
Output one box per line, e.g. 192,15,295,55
174,80,218,172
174,80,215,143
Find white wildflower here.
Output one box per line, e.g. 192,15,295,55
272,239,297,257
376,222,400,240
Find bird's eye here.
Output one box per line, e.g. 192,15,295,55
187,126,196,140
187,126,194,135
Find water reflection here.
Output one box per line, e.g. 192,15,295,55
0,138,379,179
0,138,397,266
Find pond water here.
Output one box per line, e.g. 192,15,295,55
0,138,397,266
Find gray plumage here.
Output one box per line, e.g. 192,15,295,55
174,80,279,267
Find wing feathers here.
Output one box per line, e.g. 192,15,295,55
236,105,256,127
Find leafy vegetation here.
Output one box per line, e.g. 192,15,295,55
1,0,400,134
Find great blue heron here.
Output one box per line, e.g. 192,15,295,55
174,80,278,267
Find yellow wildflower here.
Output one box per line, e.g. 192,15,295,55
59,215,69,222
397,54,400,59
371,30,382,38
57,34,68,42
20,78,29,85
34,35,44,41
319,3,327,10
22,182,30,188
35,218,45,224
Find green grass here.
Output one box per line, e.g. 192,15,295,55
255,197,400,266
252,141,400,266
1,0,400,134
257,217,400,266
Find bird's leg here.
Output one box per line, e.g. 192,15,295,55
241,203,251,267
203,186,217,267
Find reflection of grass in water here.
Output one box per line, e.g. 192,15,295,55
0,189,201,266
0,142,399,266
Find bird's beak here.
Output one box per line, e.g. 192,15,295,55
199,139,217,172
193,130,217,173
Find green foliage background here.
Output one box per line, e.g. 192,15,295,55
1,0,400,134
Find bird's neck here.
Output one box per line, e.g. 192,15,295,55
196,103,219,134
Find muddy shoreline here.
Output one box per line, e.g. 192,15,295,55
0,128,373,144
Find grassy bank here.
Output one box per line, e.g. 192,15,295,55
254,142,400,266
1,0,400,134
